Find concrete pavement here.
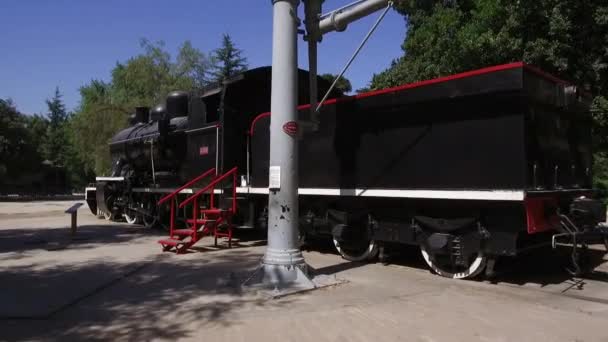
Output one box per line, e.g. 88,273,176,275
1,201,608,341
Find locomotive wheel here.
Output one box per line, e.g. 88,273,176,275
143,212,158,228
124,210,141,225
142,200,159,228
420,246,487,279
103,211,113,221
103,195,116,221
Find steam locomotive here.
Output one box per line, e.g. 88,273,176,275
86,62,608,279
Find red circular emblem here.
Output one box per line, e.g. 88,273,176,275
283,121,298,136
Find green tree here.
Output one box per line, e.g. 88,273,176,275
72,80,129,175
43,87,70,167
25,114,49,157
209,34,248,82
371,0,608,188
0,99,41,180
176,40,210,90
110,40,193,108
320,73,353,93
371,0,608,92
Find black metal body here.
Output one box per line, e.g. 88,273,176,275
90,63,606,268
249,63,601,257
94,67,338,224
251,65,592,191
109,118,189,183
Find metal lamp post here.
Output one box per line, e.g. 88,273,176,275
246,0,391,293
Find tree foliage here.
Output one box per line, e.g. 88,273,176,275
371,0,608,187
3,35,248,191
372,0,608,92
26,114,49,158
209,34,248,82
0,99,42,180
320,73,353,93
71,40,210,176
44,87,70,167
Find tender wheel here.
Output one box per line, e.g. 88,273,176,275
420,245,487,279
334,237,378,262
332,223,379,262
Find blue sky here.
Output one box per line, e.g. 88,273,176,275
0,0,406,115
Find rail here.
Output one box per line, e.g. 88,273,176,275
179,167,238,213
157,168,216,205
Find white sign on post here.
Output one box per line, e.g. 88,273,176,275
269,166,281,190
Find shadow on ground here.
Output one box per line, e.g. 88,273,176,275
377,243,608,293
488,245,608,289
1,248,296,341
0,224,165,256
3,224,607,341
0,223,268,256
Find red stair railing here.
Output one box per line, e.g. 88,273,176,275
157,168,216,238
178,167,238,246
179,167,238,212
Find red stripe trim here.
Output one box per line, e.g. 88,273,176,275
354,62,525,100
248,62,571,136
522,64,568,85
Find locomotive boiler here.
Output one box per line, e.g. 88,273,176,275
109,93,189,183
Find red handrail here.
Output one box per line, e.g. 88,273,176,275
179,167,238,209
157,168,216,205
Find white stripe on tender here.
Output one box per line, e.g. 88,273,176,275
236,187,524,201
95,177,125,181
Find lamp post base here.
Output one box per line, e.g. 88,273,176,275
243,262,316,297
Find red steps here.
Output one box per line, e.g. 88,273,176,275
186,218,216,225
158,237,185,246
172,229,195,236
201,208,223,215
156,168,238,254
158,212,231,253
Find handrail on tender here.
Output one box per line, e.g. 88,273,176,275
179,167,238,209
157,168,216,205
